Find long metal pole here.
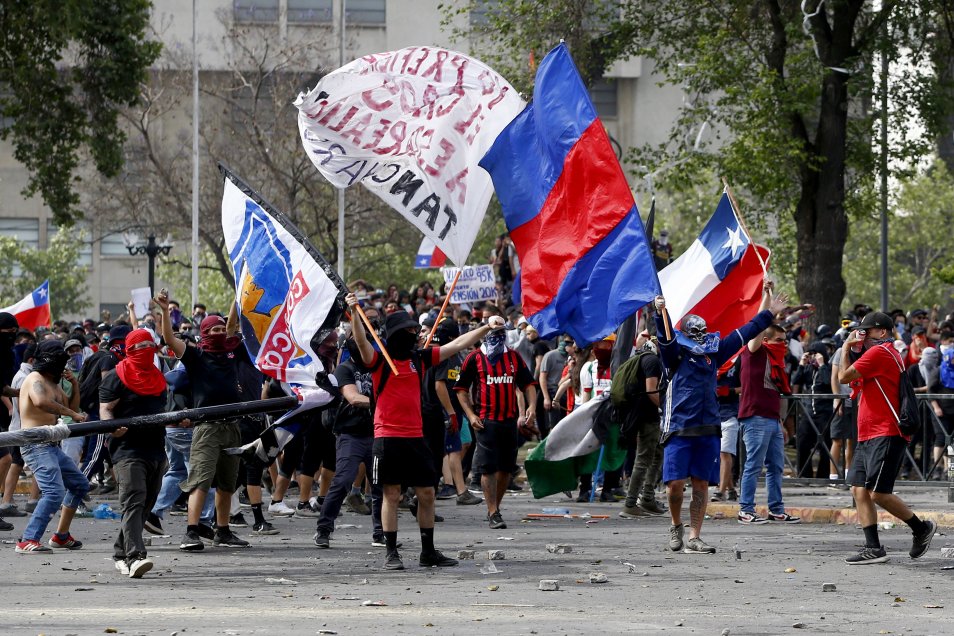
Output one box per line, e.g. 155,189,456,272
336,0,346,279
879,23,889,312
191,0,201,309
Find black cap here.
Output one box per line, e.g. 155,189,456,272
107,324,132,343
911,308,928,318
384,311,419,337
815,324,833,338
858,311,893,331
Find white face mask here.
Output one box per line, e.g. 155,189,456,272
659,237,669,246
941,344,953,354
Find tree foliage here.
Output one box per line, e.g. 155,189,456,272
0,232,90,316
0,0,161,225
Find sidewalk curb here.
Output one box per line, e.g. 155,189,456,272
708,503,954,529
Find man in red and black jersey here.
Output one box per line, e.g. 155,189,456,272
455,315,537,530
345,293,491,571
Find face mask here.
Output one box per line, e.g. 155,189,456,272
34,349,69,378
387,329,417,359
110,341,127,360
0,331,15,348
69,353,84,372
558,341,567,355
374,302,383,310
482,332,506,363
941,344,953,354
659,237,668,246
683,314,708,345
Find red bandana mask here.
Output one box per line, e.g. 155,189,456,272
116,329,167,396
763,342,792,395
199,315,241,353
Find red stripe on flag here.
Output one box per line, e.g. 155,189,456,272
510,120,633,315
431,247,446,268
684,244,771,337
15,304,51,331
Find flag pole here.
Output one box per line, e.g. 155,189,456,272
423,268,463,348
660,307,673,341
353,303,398,375
721,177,767,274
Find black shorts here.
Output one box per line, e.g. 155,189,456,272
849,435,906,494
931,414,952,448
472,418,518,475
372,437,437,487
831,402,858,440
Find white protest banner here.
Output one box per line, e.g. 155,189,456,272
131,287,152,318
294,47,526,266
441,264,496,305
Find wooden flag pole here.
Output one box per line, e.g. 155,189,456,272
354,303,398,375
423,268,463,348
721,177,768,274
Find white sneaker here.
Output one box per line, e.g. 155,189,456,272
128,557,154,579
114,559,130,575
268,500,296,517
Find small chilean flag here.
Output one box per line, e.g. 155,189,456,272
1,280,52,330
479,43,660,345
658,193,770,337
414,237,447,269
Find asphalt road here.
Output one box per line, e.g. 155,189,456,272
2,490,952,636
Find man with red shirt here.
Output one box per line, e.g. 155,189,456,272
455,315,537,530
346,293,491,571
838,311,937,565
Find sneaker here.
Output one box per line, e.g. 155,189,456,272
768,512,801,524
910,519,937,559
128,557,154,579
384,550,405,570
268,500,296,517
196,523,216,545
252,521,279,536
114,559,130,575
726,489,739,501
467,483,483,495
371,535,403,548
213,528,250,548
419,549,459,567
488,511,507,530
637,497,667,516
668,523,684,552
229,512,249,528
168,502,188,516
48,533,83,550
618,504,646,519
15,539,51,554
456,490,483,505
684,537,716,554
144,512,164,535
0,504,26,517
179,529,204,552
436,484,457,500
0,517,13,531
710,491,726,503
737,511,769,525
313,530,331,548
576,490,591,503
294,502,320,518
845,545,888,565
238,489,251,508
345,492,371,515
506,478,523,492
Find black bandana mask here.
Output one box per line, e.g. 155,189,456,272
34,341,69,378
387,329,417,359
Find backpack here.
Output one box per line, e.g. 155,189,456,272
78,350,113,413
940,348,954,390
872,344,920,437
610,351,650,409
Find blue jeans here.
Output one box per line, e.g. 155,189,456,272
151,428,214,524
21,443,90,541
317,434,382,537
739,416,785,515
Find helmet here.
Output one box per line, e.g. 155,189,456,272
682,314,707,345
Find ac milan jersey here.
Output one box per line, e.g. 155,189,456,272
454,349,536,421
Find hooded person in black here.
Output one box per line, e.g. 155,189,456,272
0,312,17,532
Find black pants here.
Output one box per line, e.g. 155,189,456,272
113,457,166,562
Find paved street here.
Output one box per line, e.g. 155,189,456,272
2,484,952,635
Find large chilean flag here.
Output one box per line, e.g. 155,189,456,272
0,280,51,330
479,44,660,345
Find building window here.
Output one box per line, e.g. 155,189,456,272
0,218,39,249
234,0,279,23
100,232,131,257
346,0,385,26
48,221,93,268
288,0,332,23
590,78,618,119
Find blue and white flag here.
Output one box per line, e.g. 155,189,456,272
220,165,344,461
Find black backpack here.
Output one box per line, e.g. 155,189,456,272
873,344,920,437
78,350,113,413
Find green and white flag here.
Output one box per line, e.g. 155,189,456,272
525,397,627,499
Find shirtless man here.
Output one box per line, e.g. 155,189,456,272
16,340,89,553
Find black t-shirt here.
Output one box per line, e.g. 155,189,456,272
180,346,240,408
333,359,374,437
79,350,118,412
632,354,663,423
531,340,551,376
435,352,463,415
100,371,167,463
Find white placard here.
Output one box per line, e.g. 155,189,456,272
131,287,152,319
442,264,496,305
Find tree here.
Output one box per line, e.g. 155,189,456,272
0,0,161,225
448,1,954,324
0,232,90,316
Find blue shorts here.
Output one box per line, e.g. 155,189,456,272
445,428,462,453
460,418,473,446
662,435,720,485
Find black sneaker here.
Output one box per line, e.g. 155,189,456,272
506,478,523,492
910,519,937,559
144,512,164,535
488,511,507,530
229,513,249,528
238,489,251,508
196,523,216,545
419,549,459,567
845,545,888,565
251,521,279,536
371,535,403,548
0,517,14,531
213,528,250,548
179,529,204,552
314,531,331,548
576,490,591,503
384,550,405,570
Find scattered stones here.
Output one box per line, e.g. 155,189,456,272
792,622,806,629
721,630,730,636
488,550,505,560
546,544,572,554
822,584,837,592
538,580,560,591
264,577,298,585
361,600,387,607
784,567,797,573
674,620,684,627
487,585,499,591
457,550,476,560
588,572,608,584
940,548,954,558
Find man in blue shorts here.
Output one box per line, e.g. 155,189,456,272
654,282,787,554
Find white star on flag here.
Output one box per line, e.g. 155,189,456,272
722,225,745,258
